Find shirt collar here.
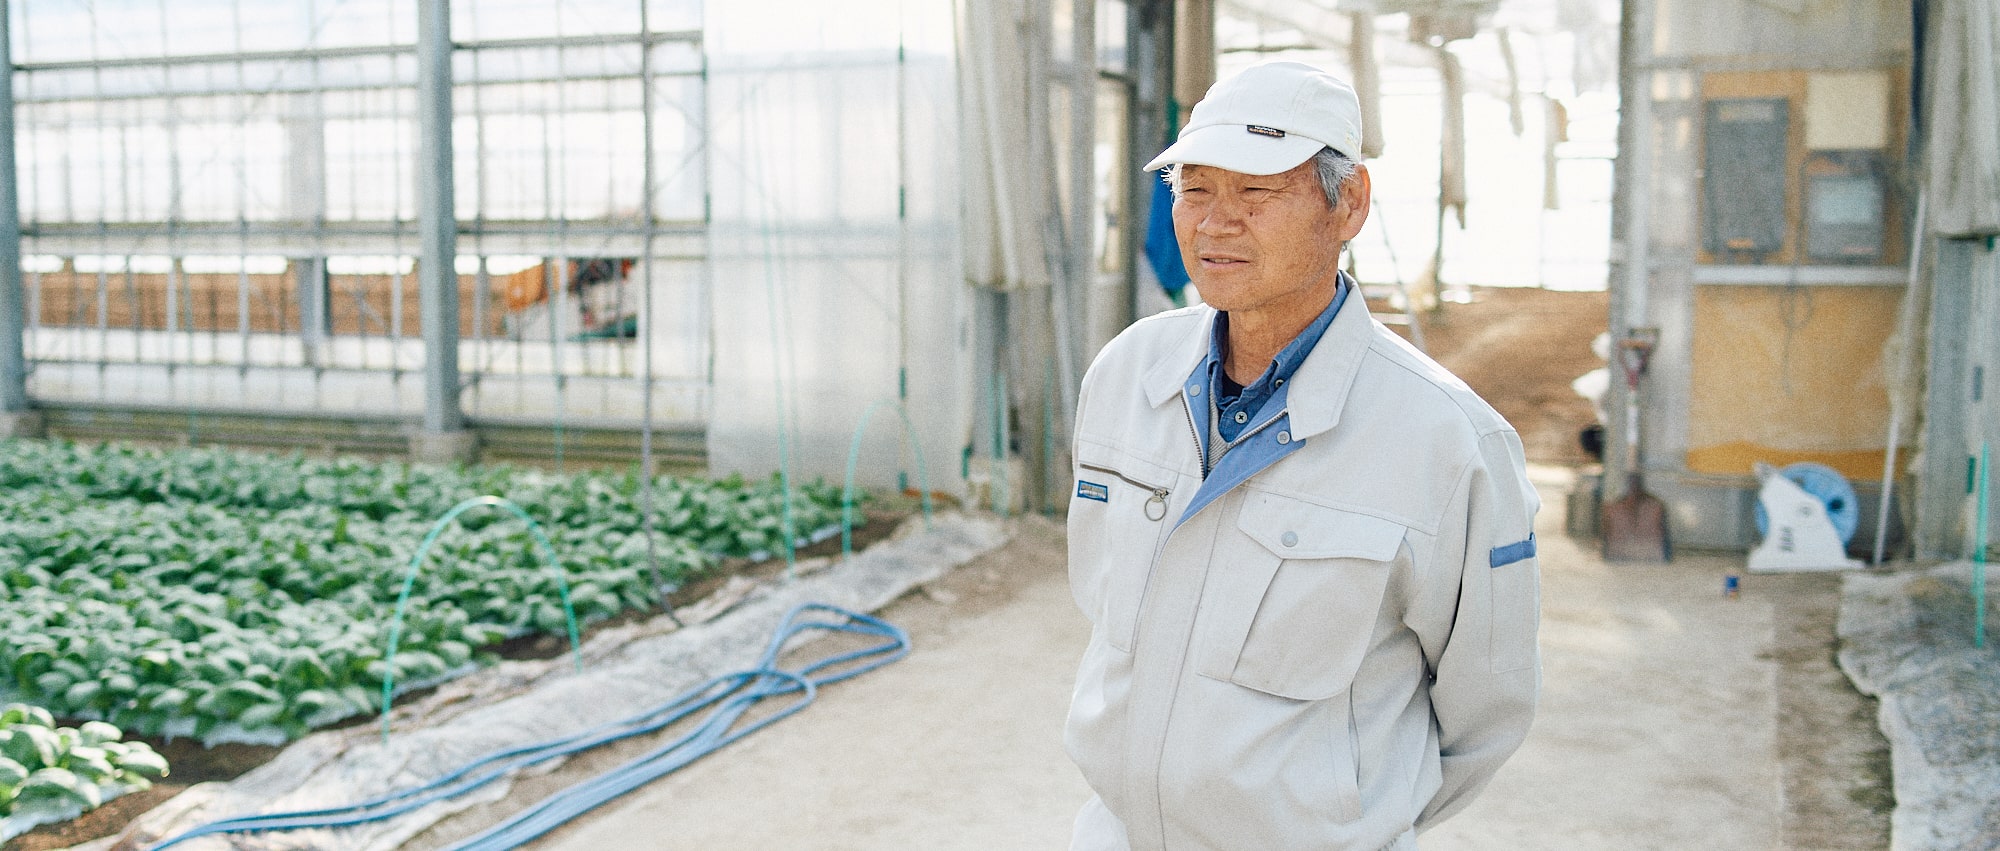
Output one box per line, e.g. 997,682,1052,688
1203,275,1350,397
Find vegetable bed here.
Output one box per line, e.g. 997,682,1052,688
0,704,168,840
0,440,847,744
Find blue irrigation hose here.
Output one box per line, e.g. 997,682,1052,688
143,603,908,851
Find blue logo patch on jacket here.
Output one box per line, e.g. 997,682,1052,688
1076,480,1110,502
1489,534,1536,568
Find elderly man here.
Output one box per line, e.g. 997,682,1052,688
1065,61,1541,850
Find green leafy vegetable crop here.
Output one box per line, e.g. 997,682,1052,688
0,703,167,824
0,441,850,743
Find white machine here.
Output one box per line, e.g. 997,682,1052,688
1748,461,1863,573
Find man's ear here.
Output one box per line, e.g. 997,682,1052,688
1331,164,1371,242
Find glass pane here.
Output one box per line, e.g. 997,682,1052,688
1052,0,1075,64
644,0,702,32
454,0,642,41
1096,79,1129,275
650,71,704,221
316,0,417,48
325,113,416,221
647,39,702,74
1098,0,1128,72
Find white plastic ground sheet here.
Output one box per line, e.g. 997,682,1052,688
1837,563,2000,851
78,513,1008,851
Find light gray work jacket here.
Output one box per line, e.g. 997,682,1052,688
1065,293,1541,850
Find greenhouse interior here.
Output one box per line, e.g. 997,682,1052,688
1,0,1995,845
39,0,1980,846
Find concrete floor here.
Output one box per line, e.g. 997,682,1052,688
531,517,1092,851
523,470,1880,850
1424,476,1783,849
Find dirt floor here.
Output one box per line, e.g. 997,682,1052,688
1369,286,1612,467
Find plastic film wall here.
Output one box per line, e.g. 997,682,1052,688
703,0,965,493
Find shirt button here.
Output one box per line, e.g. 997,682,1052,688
1233,411,1248,424
1275,378,1285,386
1276,431,1291,444
1281,531,1298,547
1188,385,1202,397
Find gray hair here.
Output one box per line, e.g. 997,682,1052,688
1165,147,1359,209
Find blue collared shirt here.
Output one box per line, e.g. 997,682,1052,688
1204,277,1349,444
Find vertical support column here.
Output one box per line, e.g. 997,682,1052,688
412,0,473,462
1067,0,1097,345
1173,0,1214,126
1126,0,1175,326
970,288,1016,514
1916,240,1976,559
1020,0,1055,513
296,257,328,362
0,1,40,439
288,88,328,366
1603,0,1653,503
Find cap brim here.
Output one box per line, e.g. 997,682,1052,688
1142,125,1327,174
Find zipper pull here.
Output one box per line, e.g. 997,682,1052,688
1145,489,1168,521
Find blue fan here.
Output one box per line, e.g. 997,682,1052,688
1753,462,1860,545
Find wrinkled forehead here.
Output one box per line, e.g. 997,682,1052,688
1177,160,1315,185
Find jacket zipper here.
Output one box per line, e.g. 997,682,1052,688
1188,391,1290,474
1182,395,1208,479
1077,462,1171,521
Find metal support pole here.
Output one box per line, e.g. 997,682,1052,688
1174,0,1215,123
1127,0,1175,325
0,1,38,438
1603,0,1653,502
414,0,471,461
297,257,328,362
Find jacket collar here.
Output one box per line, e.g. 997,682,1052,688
1139,272,1371,441
1142,310,1214,409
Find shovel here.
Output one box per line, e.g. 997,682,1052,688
1602,331,1670,561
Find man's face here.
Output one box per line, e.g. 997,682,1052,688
1172,159,1370,318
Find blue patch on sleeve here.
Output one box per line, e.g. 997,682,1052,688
1490,534,1536,568
1076,480,1110,503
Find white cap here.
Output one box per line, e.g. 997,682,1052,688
1143,61,1363,174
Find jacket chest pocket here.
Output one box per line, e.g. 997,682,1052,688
1069,457,1175,653
1194,491,1407,701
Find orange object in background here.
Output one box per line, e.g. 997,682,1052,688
502,264,548,312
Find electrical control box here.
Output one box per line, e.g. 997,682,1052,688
1702,98,1791,260
1803,150,1886,263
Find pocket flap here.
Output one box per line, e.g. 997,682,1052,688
1237,491,1406,561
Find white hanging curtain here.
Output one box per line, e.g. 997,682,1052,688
959,0,1055,293
1927,0,2000,238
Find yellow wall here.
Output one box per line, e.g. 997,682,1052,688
1686,284,1910,481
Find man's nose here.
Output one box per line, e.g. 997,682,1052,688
1195,194,1247,235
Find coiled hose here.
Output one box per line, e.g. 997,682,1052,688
145,603,909,851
